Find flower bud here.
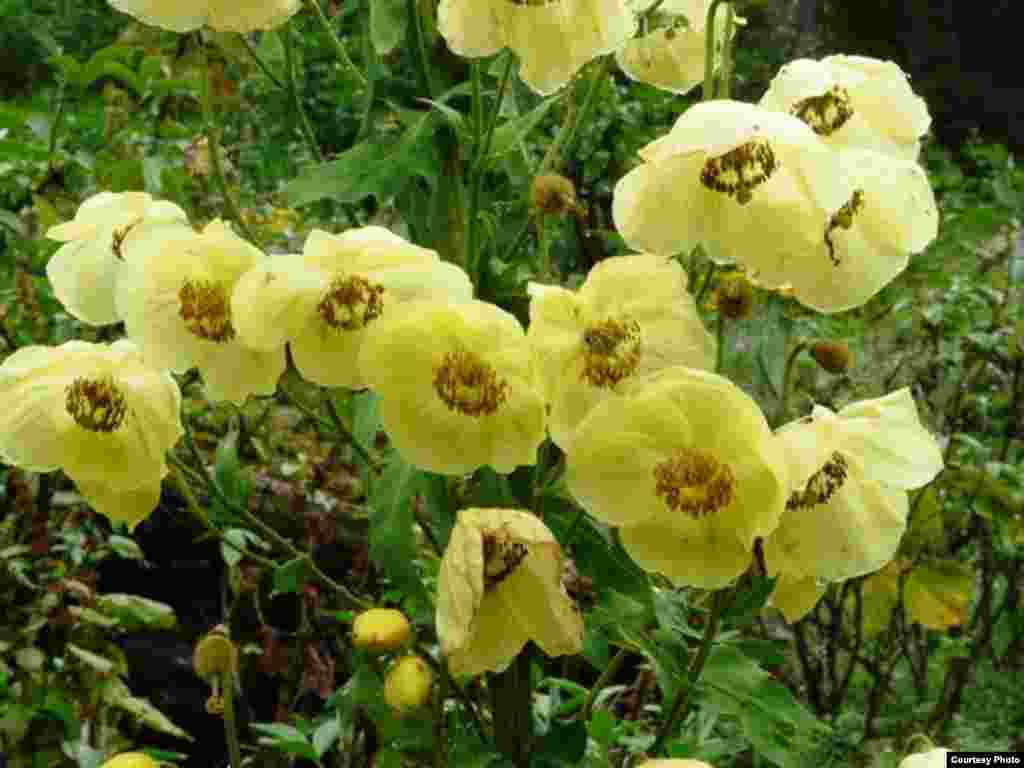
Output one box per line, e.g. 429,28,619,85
352,608,412,654
193,625,238,681
714,272,755,321
810,340,853,374
383,655,433,714
101,754,160,768
530,174,580,217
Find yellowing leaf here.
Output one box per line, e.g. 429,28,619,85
904,559,973,630
856,559,903,638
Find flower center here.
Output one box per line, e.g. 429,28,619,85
700,138,778,205
178,279,236,342
433,349,509,417
482,526,529,591
786,452,849,511
790,86,854,137
653,447,736,519
65,376,127,432
824,189,865,265
317,275,385,331
580,317,642,388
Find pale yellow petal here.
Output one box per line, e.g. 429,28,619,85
437,0,507,59
73,476,162,531
768,572,826,623
619,517,753,589
231,255,325,350
436,513,486,657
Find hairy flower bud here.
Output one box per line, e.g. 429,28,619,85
352,608,412,654
810,340,853,374
714,272,755,320
193,625,238,681
384,655,433,714
531,174,581,218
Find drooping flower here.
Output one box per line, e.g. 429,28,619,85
116,219,286,405
0,340,183,530
45,192,188,326
760,55,931,161
616,0,742,96
436,508,583,676
437,0,636,95
527,252,715,451
231,228,473,390
107,0,300,33
899,749,951,768
358,300,546,475
770,147,938,313
763,389,943,586
613,100,852,270
565,367,787,589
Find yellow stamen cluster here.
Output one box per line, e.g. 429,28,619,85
580,317,642,388
700,139,778,205
653,446,736,519
482,526,529,591
786,451,849,511
791,85,854,136
178,279,236,342
65,376,127,432
317,274,385,331
824,188,866,265
433,349,510,417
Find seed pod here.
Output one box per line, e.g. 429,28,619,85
352,608,412,654
810,340,853,374
715,272,755,321
530,174,580,217
384,655,433,714
193,624,238,680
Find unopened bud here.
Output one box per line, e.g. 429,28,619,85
353,608,412,654
531,174,580,217
810,340,853,374
193,624,238,681
384,655,433,714
100,754,160,768
715,272,755,321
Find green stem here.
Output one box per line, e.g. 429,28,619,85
778,340,809,424
539,56,611,174
323,392,380,470
715,310,726,374
48,76,68,166
304,0,368,88
582,646,628,721
649,588,729,755
197,33,257,243
433,660,448,768
695,261,716,305
467,62,485,288
408,0,436,98
239,33,286,90
479,53,514,164
221,671,243,768
281,25,325,164
717,3,736,100
702,0,728,101
490,650,533,767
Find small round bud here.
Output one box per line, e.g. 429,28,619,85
715,272,755,321
352,608,412,654
101,754,160,768
193,625,238,681
810,340,853,374
384,655,433,714
530,174,579,217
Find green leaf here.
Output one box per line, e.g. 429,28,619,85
47,54,84,85
485,96,559,160
251,723,319,760
214,428,250,516
722,575,777,626
534,720,587,764
313,715,341,757
107,535,144,560
103,679,193,741
95,594,177,631
284,112,440,207
370,0,406,54
368,453,428,602
221,527,269,568
273,556,313,596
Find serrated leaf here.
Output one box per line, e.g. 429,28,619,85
485,96,559,159
904,559,973,630
368,453,428,602
370,0,406,54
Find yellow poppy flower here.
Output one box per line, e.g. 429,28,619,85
760,55,931,161
231,227,473,390
565,367,786,589
613,100,852,270
438,0,636,95
45,192,188,326
436,508,583,677
771,147,937,313
107,0,299,33
116,220,286,406
358,300,546,475
527,252,714,451
763,388,943,584
0,340,183,530
768,572,826,623
616,0,742,96
101,754,160,768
